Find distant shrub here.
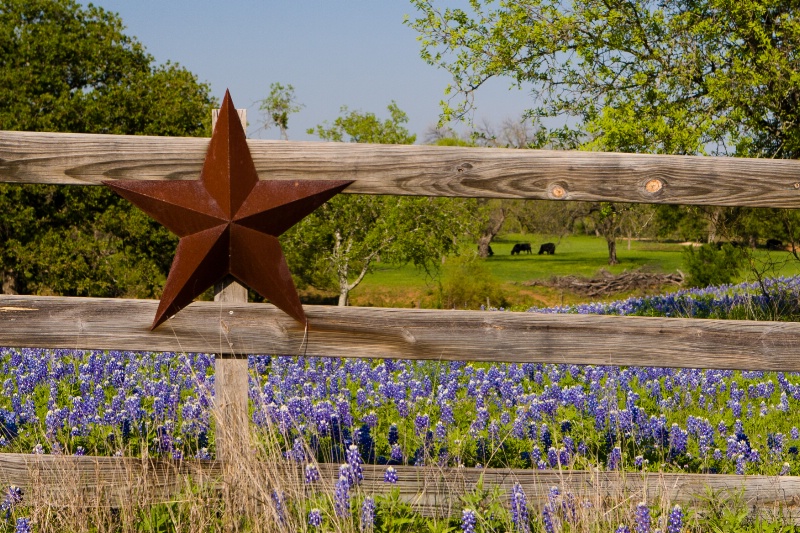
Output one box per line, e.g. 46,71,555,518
682,243,745,288
438,257,507,309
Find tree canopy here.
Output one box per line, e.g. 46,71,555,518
409,0,800,263
0,0,215,296
409,0,800,158
277,102,478,305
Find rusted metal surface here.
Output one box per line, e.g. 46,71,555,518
104,91,351,329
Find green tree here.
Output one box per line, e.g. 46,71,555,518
408,0,800,263
0,0,214,296
258,82,303,140
281,103,477,306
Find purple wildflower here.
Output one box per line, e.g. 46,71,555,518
305,464,320,483
14,518,30,533
461,509,477,533
334,475,351,517
634,502,651,533
509,483,530,533
666,504,683,533
361,497,375,532
384,466,398,484
308,508,322,528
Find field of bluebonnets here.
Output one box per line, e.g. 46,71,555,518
4,277,800,531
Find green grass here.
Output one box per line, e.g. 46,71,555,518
347,233,800,309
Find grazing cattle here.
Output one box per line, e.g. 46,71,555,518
538,242,556,255
511,243,532,255
487,245,494,256
766,238,784,251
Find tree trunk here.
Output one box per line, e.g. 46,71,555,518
607,237,619,265
707,207,722,243
477,207,506,257
2,270,17,295
338,289,348,307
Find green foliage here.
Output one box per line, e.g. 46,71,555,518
258,82,303,140
682,243,746,288
408,0,800,268
289,102,480,304
408,0,800,159
437,256,507,310
308,101,416,144
0,0,214,297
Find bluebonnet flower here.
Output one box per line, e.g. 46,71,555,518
361,497,375,532
334,474,350,517
616,526,631,533
305,464,320,483
308,508,322,528
388,423,399,445
634,502,651,533
347,444,364,483
608,446,622,470
339,464,356,488
1,486,23,520
390,444,403,463
736,454,746,474
384,466,398,483
461,508,477,533
415,413,430,436
547,447,559,468
271,491,285,524
363,411,378,428
666,504,683,533
14,517,30,533
509,483,530,533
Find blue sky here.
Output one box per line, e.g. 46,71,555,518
80,1,533,141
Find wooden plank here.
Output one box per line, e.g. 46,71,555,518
3,130,800,207
1,455,798,518
2,294,800,371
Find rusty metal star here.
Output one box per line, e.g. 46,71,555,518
103,90,352,329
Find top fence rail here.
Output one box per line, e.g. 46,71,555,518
2,130,800,208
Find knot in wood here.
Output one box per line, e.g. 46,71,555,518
547,183,567,200
794,182,800,190
645,179,663,194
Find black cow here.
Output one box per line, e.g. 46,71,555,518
511,243,532,255
538,242,556,255
766,238,784,251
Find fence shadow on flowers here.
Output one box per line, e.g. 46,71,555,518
2,130,800,520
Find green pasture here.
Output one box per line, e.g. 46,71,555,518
349,233,800,309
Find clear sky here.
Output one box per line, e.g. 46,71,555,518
79,1,533,142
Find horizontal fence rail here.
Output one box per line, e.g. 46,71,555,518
2,295,800,371
1,456,798,519
3,131,800,207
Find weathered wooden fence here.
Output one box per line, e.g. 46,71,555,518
2,127,800,517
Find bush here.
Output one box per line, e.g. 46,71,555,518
437,257,507,309
682,243,745,288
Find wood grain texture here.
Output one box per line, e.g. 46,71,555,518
3,130,800,207
1,455,798,518
2,295,800,371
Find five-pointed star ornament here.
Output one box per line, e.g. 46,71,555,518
104,90,352,330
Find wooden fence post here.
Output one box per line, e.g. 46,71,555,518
211,108,249,464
